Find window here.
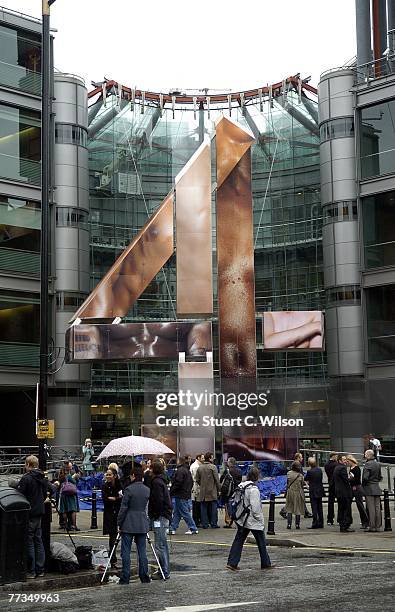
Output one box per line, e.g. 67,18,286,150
360,99,395,179
55,123,87,147
326,285,361,306
56,292,87,311
0,104,41,184
363,190,395,268
0,25,41,95
319,117,354,143
366,285,395,362
323,201,358,224
56,207,88,229
0,290,40,344
0,195,40,252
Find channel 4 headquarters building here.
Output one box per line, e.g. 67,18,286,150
0,2,395,463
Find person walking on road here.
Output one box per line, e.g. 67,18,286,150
324,453,338,525
169,456,198,535
190,454,204,528
304,457,324,529
102,468,122,568
362,449,383,532
347,455,369,529
333,455,354,533
227,467,273,571
196,452,221,529
17,455,48,579
285,461,305,530
220,457,242,528
148,460,172,580
117,466,151,585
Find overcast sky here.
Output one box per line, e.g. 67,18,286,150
4,0,357,93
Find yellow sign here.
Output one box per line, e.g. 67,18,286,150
37,419,55,439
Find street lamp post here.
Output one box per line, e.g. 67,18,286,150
39,0,55,471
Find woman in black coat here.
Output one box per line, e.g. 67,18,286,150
102,468,122,567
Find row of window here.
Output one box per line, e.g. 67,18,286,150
56,207,88,229
319,117,354,143
55,123,88,147
323,201,358,224
326,285,361,306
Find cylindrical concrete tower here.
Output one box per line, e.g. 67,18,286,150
49,73,91,448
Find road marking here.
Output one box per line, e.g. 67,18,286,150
54,533,395,555
152,603,260,612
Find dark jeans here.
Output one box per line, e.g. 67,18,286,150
108,530,118,564
201,500,218,528
327,482,335,523
310,497,324,527
192,500,201,527
27,516,45,575
352,486,368,526
170,498,198,532
228,526,271,568
337,497,353,530
120,532,150,584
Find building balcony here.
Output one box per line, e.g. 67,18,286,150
0,60,41,97
0,342,39,368
0,153,40,186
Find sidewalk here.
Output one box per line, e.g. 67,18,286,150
52,506,395,553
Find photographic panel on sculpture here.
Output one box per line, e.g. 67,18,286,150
176,138,213,317
69,191,174,322
262,311,325,351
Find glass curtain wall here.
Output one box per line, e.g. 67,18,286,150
87,89,326,438
0,290,40,367
360,99,395,179
0,103,41,185
0,24,41,95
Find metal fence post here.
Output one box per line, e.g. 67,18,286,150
90,489,98,529
383,490,392,532
267,492,275,535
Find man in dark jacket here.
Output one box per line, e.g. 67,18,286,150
196,452,221,529
169,457,198,535
148,460,172,579
117,466,151,584
324,453,338,525
17,455,47,578
333,455,354,532
362,449,382,532
304,457,325,529
221,457,242,528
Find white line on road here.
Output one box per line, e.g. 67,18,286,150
152,603,261,612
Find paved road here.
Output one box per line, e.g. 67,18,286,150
2,535,394,612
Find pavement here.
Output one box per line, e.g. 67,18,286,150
0,505,394,611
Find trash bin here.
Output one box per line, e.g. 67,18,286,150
0,487,30,584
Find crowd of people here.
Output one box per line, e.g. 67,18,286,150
284,450,383,533
13,444,384,582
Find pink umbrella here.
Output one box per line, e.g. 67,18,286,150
96,434,174,460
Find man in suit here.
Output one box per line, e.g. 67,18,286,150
196,452,221,529
362,449,383,532
117,466,151,584
324,453,338,525
304,457,325,529
333,455,354,533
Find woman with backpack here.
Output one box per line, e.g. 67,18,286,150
226,467,273,571
58,468,80,531
285,460,305,529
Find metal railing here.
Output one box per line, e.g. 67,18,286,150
0,342,40,368
0,247,40,276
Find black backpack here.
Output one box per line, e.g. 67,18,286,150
228,483,254,526
220,471,235,498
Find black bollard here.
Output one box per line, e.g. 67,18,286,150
384,490,392,532
267,492,276,535
90,489,98,529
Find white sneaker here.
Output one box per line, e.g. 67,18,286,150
185,530,198,535
169,530,176,535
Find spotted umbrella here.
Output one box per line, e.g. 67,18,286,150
96,434,174,460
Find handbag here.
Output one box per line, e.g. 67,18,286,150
62,481,77,496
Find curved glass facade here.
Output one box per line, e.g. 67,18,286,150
87,87,328,442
